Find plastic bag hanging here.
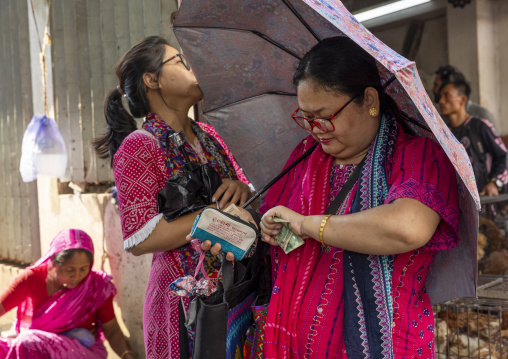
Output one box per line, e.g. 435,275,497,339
19,114,67,182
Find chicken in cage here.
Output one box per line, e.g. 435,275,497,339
433,277,508,358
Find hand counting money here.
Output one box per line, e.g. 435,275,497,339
273,216,305,254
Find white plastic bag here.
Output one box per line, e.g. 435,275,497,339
19,114,67,182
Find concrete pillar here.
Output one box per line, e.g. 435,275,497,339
446,0,480,103
476,0,498,129
496,1,508,136
446,0,503,132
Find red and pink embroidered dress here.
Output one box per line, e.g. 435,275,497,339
260,119,460,359
113,113,248,359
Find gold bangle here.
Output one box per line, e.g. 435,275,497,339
120,350,135,359
319,214,332,246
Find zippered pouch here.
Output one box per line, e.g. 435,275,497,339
190,207,258,260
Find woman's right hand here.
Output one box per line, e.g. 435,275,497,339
212,179,252,209
185,207,257,262
260,205,303,245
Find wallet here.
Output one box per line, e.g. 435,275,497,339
190,207,259,260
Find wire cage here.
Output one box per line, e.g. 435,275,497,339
433,275,508,358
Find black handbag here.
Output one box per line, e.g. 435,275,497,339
157,132,223,222
191,240,269,359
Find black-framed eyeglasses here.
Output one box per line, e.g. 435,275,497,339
291,96,356,132
162,53,190,71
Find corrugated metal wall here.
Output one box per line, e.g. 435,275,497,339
51,0,179,184
0,0,40,264
0,0,179,263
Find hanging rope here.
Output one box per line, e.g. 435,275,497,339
30,0,52,115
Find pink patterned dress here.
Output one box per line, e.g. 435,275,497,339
0,229,116,359
261,115,460,359
113,114,248,359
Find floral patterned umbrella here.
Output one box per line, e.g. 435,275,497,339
173,0,479,303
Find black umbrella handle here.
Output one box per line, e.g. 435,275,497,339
242,142,318,209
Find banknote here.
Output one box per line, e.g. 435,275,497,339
273,216,305,254
223,203,250,222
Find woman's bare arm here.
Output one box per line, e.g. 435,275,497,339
261,198,441,255
129,179,251,256
129,209,202,256
101,318,136,359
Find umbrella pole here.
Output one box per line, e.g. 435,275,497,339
242,142,318,209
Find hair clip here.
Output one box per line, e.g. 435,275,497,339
116,85,127,98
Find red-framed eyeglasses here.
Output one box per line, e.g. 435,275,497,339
161,53,190,71
291,96,356,132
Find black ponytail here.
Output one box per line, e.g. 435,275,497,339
93,88,138,160
92,36,170,163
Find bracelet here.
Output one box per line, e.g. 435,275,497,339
120,350,135,359
319,214,332,246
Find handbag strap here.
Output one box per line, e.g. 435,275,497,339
221,258,234,292
325,156,366,215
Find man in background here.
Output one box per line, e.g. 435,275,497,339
433,65,497,127
439,78,508,196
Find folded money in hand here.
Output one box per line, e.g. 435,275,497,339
223,203,250,222
273,216,305,254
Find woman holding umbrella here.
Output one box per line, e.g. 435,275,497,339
206,36,461,358
93,36,251,358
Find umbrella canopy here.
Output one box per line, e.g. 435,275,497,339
173,0,479,303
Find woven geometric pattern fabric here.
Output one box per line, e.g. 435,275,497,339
227,293,255,359
249,305,268,359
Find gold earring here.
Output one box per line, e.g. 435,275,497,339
369,107,379,117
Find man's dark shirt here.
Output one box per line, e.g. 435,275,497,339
450,117,508,191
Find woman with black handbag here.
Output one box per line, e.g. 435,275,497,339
93,35,252,359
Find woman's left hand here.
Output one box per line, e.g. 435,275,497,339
212,179,252,209
260,206,305,245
